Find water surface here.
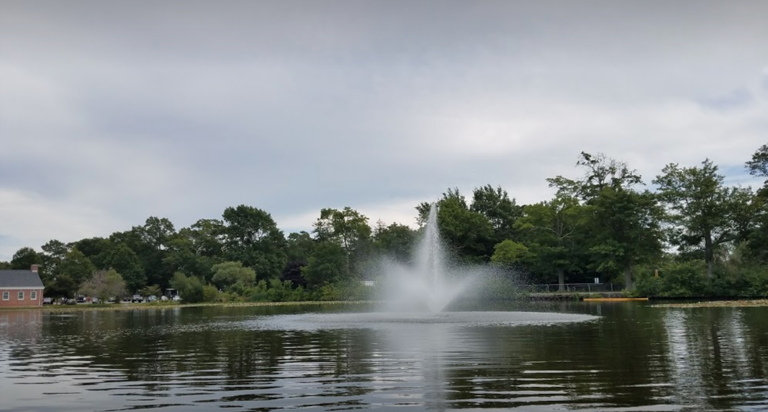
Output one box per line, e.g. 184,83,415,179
2,302,768,411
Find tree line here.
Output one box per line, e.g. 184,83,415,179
3,144,768,301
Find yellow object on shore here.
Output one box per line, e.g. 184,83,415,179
582,297,649,302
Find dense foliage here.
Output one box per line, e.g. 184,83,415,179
6,145,768,300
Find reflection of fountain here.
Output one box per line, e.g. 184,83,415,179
381,203,470,313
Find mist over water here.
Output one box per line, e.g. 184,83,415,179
377,203,492,313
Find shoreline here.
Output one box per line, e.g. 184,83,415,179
651,299,768,308
0,300,374,313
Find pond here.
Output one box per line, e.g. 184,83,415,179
2,301,768,411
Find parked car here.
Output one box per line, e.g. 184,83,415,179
172,295,181,302
76,296,86,303
43,297,52,305
131,294,144,303
92,297,99,304
147,295,157,303
160,295,169,302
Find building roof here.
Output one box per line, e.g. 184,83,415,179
0,270,44,288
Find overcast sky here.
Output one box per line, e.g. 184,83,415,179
1,1,767,260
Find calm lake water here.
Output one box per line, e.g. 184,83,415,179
2,301,768,411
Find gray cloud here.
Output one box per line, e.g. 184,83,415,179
1,0,767,259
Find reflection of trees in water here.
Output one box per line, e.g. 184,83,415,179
664,307,768,411
5,305,768,410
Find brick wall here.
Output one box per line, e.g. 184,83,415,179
0,289,44,307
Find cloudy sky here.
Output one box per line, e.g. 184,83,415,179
1,1,767,260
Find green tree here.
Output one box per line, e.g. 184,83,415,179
222,205,287,280
314,207,372,275
285,231,316,262
491,240,533,267
73,237,112,269
588,187,663,289
211,261,256,291
420,189,495,263
103,243,146,292
58,248,97,294
133,216,177,288
47,274,78,299
744,144,768,263
372,221,416,263
39,240,70,282
302,241,348,287
163,230,222,283
78,269,127,302
654,159,753,278
549,152,662,289
471,185,524,243
11,247,40,270
746,143,768,196
517,195,587,290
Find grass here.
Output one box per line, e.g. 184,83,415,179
0,300,374,312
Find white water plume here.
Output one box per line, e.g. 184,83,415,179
378,203,472,313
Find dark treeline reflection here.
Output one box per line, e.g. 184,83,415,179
2,304,768,411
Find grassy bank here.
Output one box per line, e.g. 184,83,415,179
0,300,374,312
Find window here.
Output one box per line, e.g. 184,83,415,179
18,291,24,300
31,291,37,300
2,291,8,300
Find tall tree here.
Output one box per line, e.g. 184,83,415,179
471,185,524,243
285,231,316,263
549,152,662,289
58,248,97,291
654,159,753,278
73,237,112,269
517,195,588,290
746,143,768,196
163,233,219,283
313,207,372,275
40,240,70,283
103,243,146,292
132,217,177,287
588,187,663,288
425,189,495,263
222,205,287,280
10,247,40,270
301,241,348,287
744,144,768,262
372,221,416,263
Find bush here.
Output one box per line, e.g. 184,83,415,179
203,284,220,302
741,266,768,297
170,272,205,303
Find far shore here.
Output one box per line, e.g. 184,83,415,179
0,300,374,312
651,299,768,308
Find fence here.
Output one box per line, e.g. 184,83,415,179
528,283,620,293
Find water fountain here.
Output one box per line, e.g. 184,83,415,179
258,201,597,330
380,202,470,313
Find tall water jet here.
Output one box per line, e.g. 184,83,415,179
416,203,444,295
380,202,468,313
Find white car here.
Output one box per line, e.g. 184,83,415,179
172,295,181,302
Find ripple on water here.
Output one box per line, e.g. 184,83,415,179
248,311,599,331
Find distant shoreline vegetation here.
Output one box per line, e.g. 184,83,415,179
3,145,768,301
